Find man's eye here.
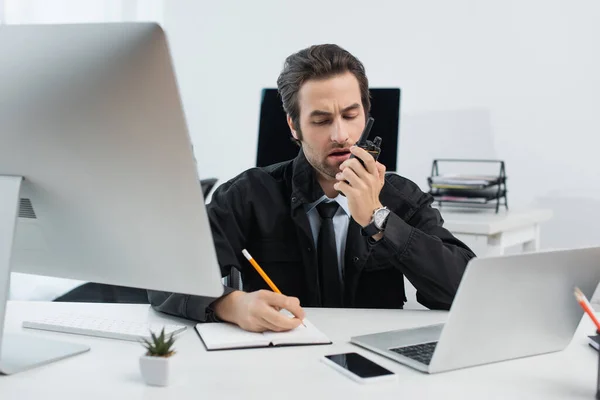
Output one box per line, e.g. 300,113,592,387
344,115,358,120
313,120,330,125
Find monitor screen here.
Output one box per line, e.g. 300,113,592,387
0,23,223,298
256,88,400,171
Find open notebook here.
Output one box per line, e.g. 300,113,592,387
195,319,332,351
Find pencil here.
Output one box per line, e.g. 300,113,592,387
241,248,305,327
574,287,600,332
242,249,281,294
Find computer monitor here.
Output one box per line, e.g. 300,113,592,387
256,88,401,170
0,23,223,374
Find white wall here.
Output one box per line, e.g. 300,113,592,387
2,0,163,24
163,0,600,251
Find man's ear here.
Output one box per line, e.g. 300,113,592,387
287,115,299,141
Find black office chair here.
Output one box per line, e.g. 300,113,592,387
200,178,218,198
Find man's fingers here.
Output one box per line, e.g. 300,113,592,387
349,146,377,175
257,316,287,332
376,162,386,185
333,180,354,196
260,291,306,321
261,306,302,331
340,157,369,181
237,314,274,333
337,167,365,189
282,296,305,321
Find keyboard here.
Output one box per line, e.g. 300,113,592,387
22,313,187,342
389,341,438,365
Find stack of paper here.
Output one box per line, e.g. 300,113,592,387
429,174,500,189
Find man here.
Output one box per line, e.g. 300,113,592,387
149,44,475,332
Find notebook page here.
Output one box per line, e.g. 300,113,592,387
262,319,331,346
195,322,270,350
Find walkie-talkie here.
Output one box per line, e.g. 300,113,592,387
349,117,382,167
339,117,383,195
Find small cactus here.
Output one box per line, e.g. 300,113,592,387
141,328,176,357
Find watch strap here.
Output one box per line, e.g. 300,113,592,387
361,221,381,237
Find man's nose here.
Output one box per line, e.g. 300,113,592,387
330,118,349,144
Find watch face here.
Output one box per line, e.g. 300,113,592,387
374,208,390,229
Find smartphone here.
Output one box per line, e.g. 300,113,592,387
321,352,396,384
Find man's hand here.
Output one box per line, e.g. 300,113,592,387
333,145,386,227
212,290,305,332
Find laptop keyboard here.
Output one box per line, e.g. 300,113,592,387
389,341,438,365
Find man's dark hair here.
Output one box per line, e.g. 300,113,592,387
276,44,370,145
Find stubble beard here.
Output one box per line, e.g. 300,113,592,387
305,150,340,181
296,128,343,181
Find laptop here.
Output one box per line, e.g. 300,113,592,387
351,247,600,374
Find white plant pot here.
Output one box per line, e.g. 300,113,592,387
139,354,172,386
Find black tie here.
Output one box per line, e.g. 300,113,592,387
316,202,343,307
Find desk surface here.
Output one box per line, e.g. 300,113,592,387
0,301,596,399
441,208,553,235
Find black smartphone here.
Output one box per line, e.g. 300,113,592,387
321,352,396,384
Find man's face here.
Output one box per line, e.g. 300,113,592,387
288,72,366,181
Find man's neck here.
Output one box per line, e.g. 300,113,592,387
317,174,338,198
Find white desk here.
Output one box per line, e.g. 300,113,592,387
440,208,553,257
0,301,597,399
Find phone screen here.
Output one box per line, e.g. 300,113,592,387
324,352,394,378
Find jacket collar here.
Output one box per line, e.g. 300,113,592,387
290,149,326,210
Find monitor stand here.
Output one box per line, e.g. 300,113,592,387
0,176,89,375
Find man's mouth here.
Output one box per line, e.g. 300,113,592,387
328,149,351,160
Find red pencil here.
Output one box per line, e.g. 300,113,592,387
574,287,600,332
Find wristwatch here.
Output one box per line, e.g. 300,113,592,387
361,206,391,237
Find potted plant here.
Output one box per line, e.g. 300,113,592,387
139,328,176,386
